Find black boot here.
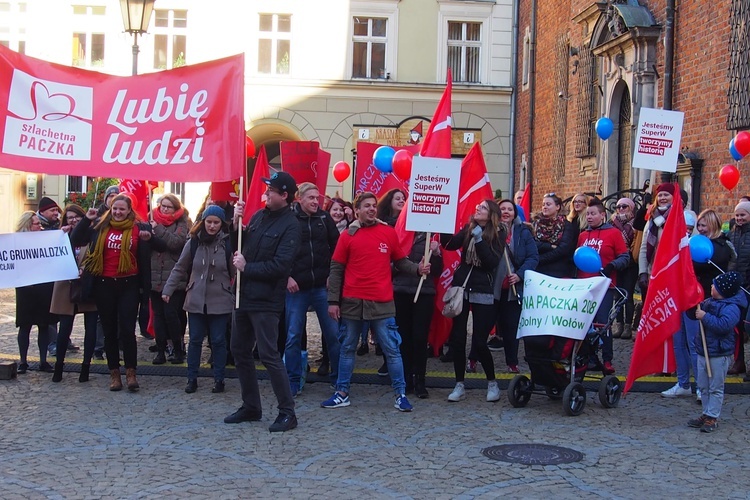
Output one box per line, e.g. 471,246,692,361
79,363,90,383
52,362,64,382
414,375,429,399
405,374,414,394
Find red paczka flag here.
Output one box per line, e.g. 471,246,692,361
243,144,270,219
210,180,240,202
624,186,704,394
119,179,154,220
419,69,452,159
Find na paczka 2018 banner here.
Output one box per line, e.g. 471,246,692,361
0,45,245,182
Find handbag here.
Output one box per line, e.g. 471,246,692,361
69,269,95,304
442,266,473,318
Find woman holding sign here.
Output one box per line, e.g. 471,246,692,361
441,200,504,403
494,200,539,374
532,194,576,278
72,194,152,392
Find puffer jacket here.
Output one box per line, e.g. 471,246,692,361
290,204,339,290
729,223,750,284
149,214,190,293
238,205,300,313
441,224,503,296
689,291,748,357
499,219,539,298
392,232,443,295
163,231,234,315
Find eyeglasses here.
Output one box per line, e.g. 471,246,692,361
475,204,489,211
573,199,586,205
160,204,175,210
616,204,630,210
67,215,82,220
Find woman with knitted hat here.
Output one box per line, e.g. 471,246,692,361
148,194,191,366
71,194,153,392
162,204,234,394
727,200,750,377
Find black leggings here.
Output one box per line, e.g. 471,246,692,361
56,311,98,365
17,324,49,364
394,291,433,378
496,292,522,366
94,276,140,370
449,300,496,382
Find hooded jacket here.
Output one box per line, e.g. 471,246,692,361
289,204,339,290
688,291,748,357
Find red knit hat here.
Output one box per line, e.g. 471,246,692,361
655,183,676,196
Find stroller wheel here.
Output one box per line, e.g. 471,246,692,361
545,386,563,400
598,375,622,408
507,375,532,407
562,382,586,416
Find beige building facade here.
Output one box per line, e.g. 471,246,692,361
0,0,514,231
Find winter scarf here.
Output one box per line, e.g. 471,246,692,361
83,218,136,276
153,206,185,227
533,214,566,245
646,204,671,264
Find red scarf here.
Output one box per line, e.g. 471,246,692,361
152,207,184,227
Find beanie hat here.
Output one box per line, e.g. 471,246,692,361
713,271,742,298
735,201,750,215
616,197,635,211
655,183,676,196
104,186,120,201
38,196,59,213
202,204,226,223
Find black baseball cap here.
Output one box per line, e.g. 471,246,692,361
262,171,298,197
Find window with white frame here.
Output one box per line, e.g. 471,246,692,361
0,2,27,54
258,13,291,75
153,9,187,69
447,21,481,83
67,175,87,194
522,27,531,90
71,5,106,67
352,16,387,79
437,2,492,84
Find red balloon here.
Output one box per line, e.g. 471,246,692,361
735,131,750,158
719,164,740,191
245,137,256,158
391,149,414,180
332,161,351,183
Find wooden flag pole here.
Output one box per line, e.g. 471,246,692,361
503,249,517,298
148,186,154,223
235,176,244,310
697,304,712,378
413,232,432,303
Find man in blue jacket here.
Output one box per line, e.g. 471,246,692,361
227,171,301,433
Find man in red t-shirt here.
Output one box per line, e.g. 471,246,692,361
577,199,630,374
323,192,430,412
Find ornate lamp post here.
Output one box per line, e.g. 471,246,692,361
119,0,155,76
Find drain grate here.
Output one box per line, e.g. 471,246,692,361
482,444,583,465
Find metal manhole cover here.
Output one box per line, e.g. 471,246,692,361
482,444,583,465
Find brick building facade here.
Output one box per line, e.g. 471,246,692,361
514,0,747,219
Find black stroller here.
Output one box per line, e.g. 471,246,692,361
507,287,627,416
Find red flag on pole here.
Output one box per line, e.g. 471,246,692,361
243,144,270,219
210,180,240,202
519,182,531,221
118,179,151,220
624,186,704,394
419,69,453,159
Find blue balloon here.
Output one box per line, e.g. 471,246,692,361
574,246,602,274
689,234,714,263
595,117,614,140
730,138,743,161
373,146,395,173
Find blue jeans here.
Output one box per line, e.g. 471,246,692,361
696,354,731,418
338,317,405,395
285,287,341,387
674,312,699,388
187,313,229,381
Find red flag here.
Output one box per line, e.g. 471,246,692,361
519,182,531,220
210,180,240,202
119,179,150,220
243,144,270,219
420,70,453,159
624,186,704,394
455,142,493,232
316,148,331,197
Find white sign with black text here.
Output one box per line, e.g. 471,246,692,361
632,107,685,173
0,230,78,288
405,156,462,234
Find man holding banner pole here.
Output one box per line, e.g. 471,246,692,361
226,171,300,433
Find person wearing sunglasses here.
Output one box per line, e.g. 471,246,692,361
609,197,637,339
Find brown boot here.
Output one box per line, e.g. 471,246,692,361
621,324,632,340
126,368,140,391
110,369,123,391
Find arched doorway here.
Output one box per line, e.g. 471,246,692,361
247,122,302,172
617,86,632,191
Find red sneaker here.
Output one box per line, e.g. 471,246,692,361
508,365,520,374
603,362,615,375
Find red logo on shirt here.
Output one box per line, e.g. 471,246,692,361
379,242,388,253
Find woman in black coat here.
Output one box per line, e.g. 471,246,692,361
532,193,576,278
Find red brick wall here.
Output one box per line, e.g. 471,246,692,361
514,1,740,219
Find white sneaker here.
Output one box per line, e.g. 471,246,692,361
448,382,466,402
660,383,692,398
486,380,500,402
696,389,702,402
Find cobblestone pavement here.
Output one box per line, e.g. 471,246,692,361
1,289,750,498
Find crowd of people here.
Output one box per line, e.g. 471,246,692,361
12,178,750,433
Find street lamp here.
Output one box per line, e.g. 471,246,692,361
119,0,155,76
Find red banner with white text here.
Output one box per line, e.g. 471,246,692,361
0,45,245,182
